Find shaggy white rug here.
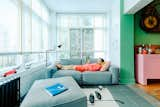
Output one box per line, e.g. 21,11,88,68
82,88,120,107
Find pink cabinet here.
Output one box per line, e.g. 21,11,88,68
136,54,160,85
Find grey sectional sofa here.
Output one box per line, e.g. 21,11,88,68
48,58,119,85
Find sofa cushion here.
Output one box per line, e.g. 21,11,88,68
100,61,111,71
53,70,82,85
89,58,98,63
60,59,82,65
82,71,112,85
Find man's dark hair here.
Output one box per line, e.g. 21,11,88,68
99,58,104,62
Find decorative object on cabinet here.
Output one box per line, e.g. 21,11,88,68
135,44,160,54
148,44,152,54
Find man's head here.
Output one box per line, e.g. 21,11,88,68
97,58,104,64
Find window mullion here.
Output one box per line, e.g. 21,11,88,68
80,28,83,59
19,0,23,53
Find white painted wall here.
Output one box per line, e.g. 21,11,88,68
109,0,120,67
124,0,153,14
124,0,141,12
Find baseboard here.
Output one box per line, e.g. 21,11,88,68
120,78,135,84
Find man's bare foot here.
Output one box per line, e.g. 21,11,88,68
55,64,62,69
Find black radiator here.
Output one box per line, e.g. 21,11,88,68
0,77,20,107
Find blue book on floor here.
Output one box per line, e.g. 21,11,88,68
45,83,68,96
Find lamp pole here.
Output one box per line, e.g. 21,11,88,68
45,45,62,66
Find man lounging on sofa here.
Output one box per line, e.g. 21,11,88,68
55,58,110,72
48,58,119,85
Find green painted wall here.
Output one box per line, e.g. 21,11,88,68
135,11,160,45
120,0,135,84
120,0,160,84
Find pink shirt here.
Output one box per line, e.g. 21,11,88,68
75,63,102,72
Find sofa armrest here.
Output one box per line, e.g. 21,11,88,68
109,65,119,84
46,65,58,78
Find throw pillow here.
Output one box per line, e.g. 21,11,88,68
100,61,110,71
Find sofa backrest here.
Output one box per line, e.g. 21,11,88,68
82,58,98,64
19,62,47,98
60,59,82,65
60,58,98,65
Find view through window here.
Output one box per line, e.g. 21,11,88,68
57,14,108,60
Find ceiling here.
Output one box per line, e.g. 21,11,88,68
43,0,113,12
124,0,153,14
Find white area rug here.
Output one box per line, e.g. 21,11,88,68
82,88,119,107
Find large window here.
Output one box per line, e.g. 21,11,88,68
57,14,108,59
0,0,50,69
22,0,50,52
0,0,19,69
0,0,19,53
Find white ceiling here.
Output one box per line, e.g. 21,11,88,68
43,0,113,12
124,0,153,14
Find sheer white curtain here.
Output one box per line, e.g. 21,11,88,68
56,14,108,60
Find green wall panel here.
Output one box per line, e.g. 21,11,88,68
135,11,160,45
120,0,135,84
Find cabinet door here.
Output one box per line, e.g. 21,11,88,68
144,55,160,78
